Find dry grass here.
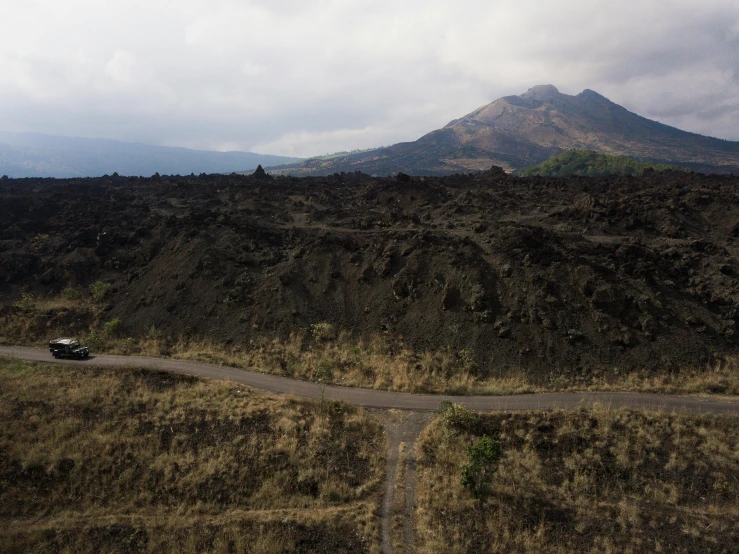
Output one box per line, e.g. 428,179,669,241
415,405,739,553
157,332,536,396
3,296,739,396
0,357,385,553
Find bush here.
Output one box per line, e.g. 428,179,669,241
460,436,502,499
122,337,137,355
457,348,478,373
90,281,112,302
311,322,335,341
62,287,81,300
103,318,122,337
145,324,159,340
85,329,104,350
436,401,479,432
17,293,36,311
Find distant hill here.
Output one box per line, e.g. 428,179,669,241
268,85,739,176
0,132,299,178
518,149,691,177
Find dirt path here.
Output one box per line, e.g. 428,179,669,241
4,346,739,554
3,346,738,414
370,410,434,554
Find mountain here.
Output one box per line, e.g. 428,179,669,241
0,132,300,178
268,85,739,176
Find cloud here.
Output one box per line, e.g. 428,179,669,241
0,0,737,156
105,50,137,85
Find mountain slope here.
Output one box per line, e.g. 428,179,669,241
269,85,739,176
0,132,299,178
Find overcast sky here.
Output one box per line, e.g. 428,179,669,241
1,0,738,157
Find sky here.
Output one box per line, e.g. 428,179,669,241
1,0,738,158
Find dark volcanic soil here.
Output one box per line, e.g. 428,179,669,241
2,169,739,382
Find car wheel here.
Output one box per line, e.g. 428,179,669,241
53,352,59,359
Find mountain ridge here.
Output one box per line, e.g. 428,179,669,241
268,85,739,176
0,131,300,178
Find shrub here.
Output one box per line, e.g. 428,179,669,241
457,348,477,373
145,323,159,339
460,436,502,499
62,287,81,300
103,318,122,337
436,400,479,432
90,281,112,302
17,293,36,311
122,337,137,355
85,328,104,350
311,322,335,341
313,360,334,383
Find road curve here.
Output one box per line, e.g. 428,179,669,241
2,346,739,414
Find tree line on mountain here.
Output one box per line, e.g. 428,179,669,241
517,149,691,178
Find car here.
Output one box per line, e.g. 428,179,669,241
49,338,90,360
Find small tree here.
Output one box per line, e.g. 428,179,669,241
461,436,502,499
312,360,334,488
313,360,334,418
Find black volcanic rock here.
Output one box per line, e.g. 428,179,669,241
253,165,268,179
3,170,739,381
486,165,507,178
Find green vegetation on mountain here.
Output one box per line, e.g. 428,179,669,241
518,150,692,177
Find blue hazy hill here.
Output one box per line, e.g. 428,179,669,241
0,132,299,178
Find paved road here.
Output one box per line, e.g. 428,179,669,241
3,346,739,414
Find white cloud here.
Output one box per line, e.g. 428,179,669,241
0,0,737,156
105,50,137,84
252,126,407,158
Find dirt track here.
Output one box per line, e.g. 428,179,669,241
3,346,738,414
